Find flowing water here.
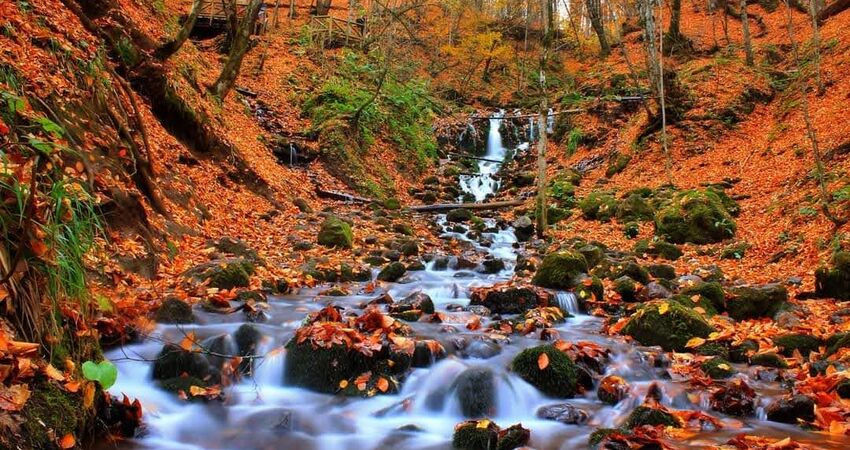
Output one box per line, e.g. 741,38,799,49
100,112,847,450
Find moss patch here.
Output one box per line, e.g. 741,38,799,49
318,216,354,248
621,301,714,351
511,345,579,398
654,189,736,244
532,251,588,290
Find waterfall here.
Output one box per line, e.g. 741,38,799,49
555,291,580,315
289,143,298,166
546,108,555,134
458,110,508,202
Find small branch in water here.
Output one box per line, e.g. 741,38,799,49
446,152,504,163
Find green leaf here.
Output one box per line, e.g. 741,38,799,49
82,360,118,390
35,117,64,137
28,137,54,154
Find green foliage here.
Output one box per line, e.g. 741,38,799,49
82,360,118,389
564,128,583,155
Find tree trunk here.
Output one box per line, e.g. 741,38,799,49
586,0,611,56
808,0,825,94
740,0,755,66
156,0,204,60
669,0,682,38
315,0,332,15
818,0,850,22
210,0,263,100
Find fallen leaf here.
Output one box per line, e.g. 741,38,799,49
538,352,550,370
685,337,706,348
59,433,75,449
376,377,389,393
658,303,669,315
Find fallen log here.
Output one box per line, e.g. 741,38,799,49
408,199,524,212
447,152,504,163
316,187,375,203
818,0,850,23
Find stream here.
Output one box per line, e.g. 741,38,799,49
101,112,847,450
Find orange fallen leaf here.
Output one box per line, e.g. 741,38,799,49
376,377,389,393
59,433,75,449
538,352,550,370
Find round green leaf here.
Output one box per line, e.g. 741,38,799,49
82,360,118,390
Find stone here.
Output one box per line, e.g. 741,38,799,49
154,297,195,324
726,284,787,320
531,251,589,290
766,395,815,424
318,216,354,248
377,262,407,282
453,367,496,418
621,301,714,351
537,403,589,425
511,345,580,398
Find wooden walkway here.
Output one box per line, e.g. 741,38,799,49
309,15,365,48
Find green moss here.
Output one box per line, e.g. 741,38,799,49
532,251,589,289
495,424,530,450
383,198,401,210
730,339,759,363
634,239,682,260
574,275,604,304
624,406,681,428
547,206,571,225
669,294,719,316
613,276,638,302
750,352,788,368
589,428,625,447
579,192,618,222
208,260,254,289
452,420,499,450
815,252,850,299
701,357,736,379
774,334,821,357
20,379,84,449
577,245,604,268
549,179,576,208
726,284,787,320
447,208,473,223
648,264,676,280
654,189,736,244
610,261,650,284
605,152,631,178
696,341,730,359
680,282,725,313
318,216,354,248
720,242,750,260
154,297,195,324
511,345,579,398
616,194,654,222
621,301,714,351
377,262,407,282
624,221,640,239
284,341,373,393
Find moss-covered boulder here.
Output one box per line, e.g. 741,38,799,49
680,282,726,313
577,244,604,268
624,406,681,428
496,424,531,450
589,428,626,448
774,334,821,357
765,395,815,424
211,237,264,265
574,274,604,305
605,152,631,178
153,343,217,383
616,194,654,222
621,301,714,351
284,341,374,394
531,251,588,290
469,285,550,314
701,357,736,379
154,297,195,324
623,221,640,239
648,264,676,280
610,261,650,284
815,252,850,299
613,276,638,302
452,420,500,450
447,208,473,223
318,216,354,248
453,367,496,418
20,379,84,449
377,262,407,282
726,284,787,320
669,294,719,316
579,192,617,222
511,345,579,398
185,258,255,290
654,189,736,244
750,352,788,368
598,375,630,405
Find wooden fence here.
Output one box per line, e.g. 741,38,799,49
308,15,365,48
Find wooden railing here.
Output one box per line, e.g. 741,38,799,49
309,15,365,48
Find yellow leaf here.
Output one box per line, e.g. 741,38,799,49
476,419,491,429
658,303,669,315
44,363,65,381
82,382,95,409
717,363,731,371
339,380,349,389
685,337,706,348
189,385,207,397
538,352,550,370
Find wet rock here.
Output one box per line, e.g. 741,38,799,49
452,419,499,450
815,251,850,299
638,281,672,301
377,262,407,282
153,343,217,383
620,301,714,351
469,285,550,314
154,297,195,324
446,208,473,223
729,339,758,363
574,274,604,306
234,324,262,375
611,261,650,284
496,423,531,450
701,357,736,379
647,264,676,280
407,261,426,271
453,257,479,270
390,291,435,315
462,340,502,359
531,251,589,290
679,282,725,313
412,340,447,368
774,333,821,357
536,403,590,424
766,395,815,424
624,406,681,428
466,305,491,316
399,240,419,256
383,250,402,262
433,256,450,270
317,216,353,249
613,276,638,302
185,258,255,290
750,352,788,368
479,257,506,274
710,379,755,417
512,215,534,242
511,345,579,398
453,367,496,418
284,341,373,394
726,284,787,320
597,376,630,405
654,189,736,244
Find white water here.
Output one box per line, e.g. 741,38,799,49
458,111,509,202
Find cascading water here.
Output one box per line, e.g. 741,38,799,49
96,109,845,450
458,111,508,202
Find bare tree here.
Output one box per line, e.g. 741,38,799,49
210,0,263,100
808,0,825,94
156,0,204,60
536,0,553,238
669,0,683,39
586,0,611,56
740,0,754,66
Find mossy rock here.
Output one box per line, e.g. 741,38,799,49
453,367,496,418
20,379,84,449
696,342,730,359
720,242,750,260
470,286,544,314
547,206,571,225
605,152,631,178
447,208,473,223
680,282,725,313
579,192,617,222
648,264,676,280
293,197,313,213
512,345,579,398
669,294,718,317
774,334,821,357
589,428,626,448
616,194,654,222
815,252,850,299
607,261,650,284
496,424,530,450
152,343,217,382
154,297,195,324
730,339,759,363
613,276,638,302
654,189,736,244
549,179,576,208
577,245,604,268
624,406,680,428
574,274,604,305
701,357,736,379
377,262,407,282
185,258,255,290
726,284,787,320
623,222,640,239
531,251,588,290
750,352,788,368
283,341,373,393
452,420,499,450
621,301,714,351
634,239,682,261
318,216,354,249
211,237,264,265
383,198,401,210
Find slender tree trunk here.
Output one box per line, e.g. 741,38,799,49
658,0,672,185
808,0,825,94
210,0,263,100
586,0,611,56
740,0,754,66
156,0,204,59
536,0,553,238
669,0,683,38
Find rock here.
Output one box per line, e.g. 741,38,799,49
393,223,414,236
574,274,604,306
154,297,195,324
466,305,491,316
613,276,638,302
495,424,530,450
680,282,726,313
710,379,756,417
616,194,654,222
462,340,502,359
693,265,724,282
701,357,736,379
638,282,672,301
399,240,419,256
837,379,850,399
611,261,650,284
293,198,312,213
774,333,821,357
512,216,534,242
211,237,263,264
511,345,579,398
815,252,850,299
479,257,506,274
597,375,630,405
726,284,787,320
153,343,217,383
411,340,447,368
383,198,401,210
377,262,407,282
446,208,473,223
390,291,435,315
234,324,262,374
589,428,624,448
318,216,353,249
407,261,426,271
750,352,788,368
766,395,815,424
453,367,496,418
654,189,736,244
384,250,402,262
577,244,604,268
579,192,617,222
531,251,589,290
284,341,373,394
624,221,640,239
469,285,550,314
452,420,499,450
648,264,676,280
635,239,683,261
201,334,237,372
625,406,681,428
185,258,255,290
621,301,714,351
536,403,590,425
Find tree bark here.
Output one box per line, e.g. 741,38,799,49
818,0,850,22
586,0,611,56
669,0,683,38
211,0,263,100
156,0,204,60
739,0,755,65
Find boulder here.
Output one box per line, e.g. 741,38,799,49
211,237,263,265
283,341,373,394
453,367,496,418
680,282,725,313
616,194,654,222
537,403,590,425
750,352,788,368
647,264,676,280
726,284,787,320
469,285,550,314
411,340,447,368
710,380,755,417
512,215,534,242
765,395,815,424
185,258,255,290
774,333,821,357
634,239,683,260
700,357,736,379
446,208,473,223
654,189,736,244
815,252,850,299
637,282,672,301
597,375,630,405
625,406,680,428
389,291,435,315
318,216,353,248
153,343,217,383
511,345,579,398
154,297,195,324
452,420,499,450
613,276,638,302
531,251,589,290
579,192,617,222
377,262,407,282
621,301,714,351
